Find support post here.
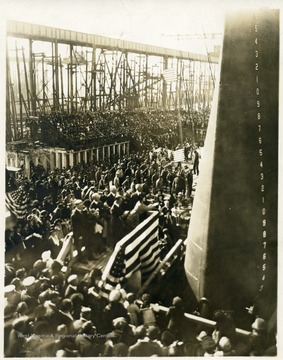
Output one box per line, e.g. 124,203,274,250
54,38,60,110
60,56,64,111
16,44,23,137
42,54,46,112
22,47,30,113
29,39,36,116
91,46,97,111
176,59,183,146
70,44,74,113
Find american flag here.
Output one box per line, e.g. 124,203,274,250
174,148,185,162
100,211,160,298
162,67,177,83
5,187,29,220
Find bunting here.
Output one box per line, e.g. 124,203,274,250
100,211,160,298
5,187,29,220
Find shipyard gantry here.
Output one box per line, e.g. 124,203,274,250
6,20,219,142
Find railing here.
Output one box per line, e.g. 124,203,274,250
56,230,251,339
41,118,131,150
155,304,251,338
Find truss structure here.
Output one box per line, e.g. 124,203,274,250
6,21,219,142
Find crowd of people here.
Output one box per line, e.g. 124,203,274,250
38,108,209,150
5,143,202,356
6,105,276,356
4,264,276,356
5,146,198,262
5,145,276,356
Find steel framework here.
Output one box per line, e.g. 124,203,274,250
6,20,219,142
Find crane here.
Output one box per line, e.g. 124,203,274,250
161,33,222,40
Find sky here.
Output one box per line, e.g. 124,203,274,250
2,0,282,54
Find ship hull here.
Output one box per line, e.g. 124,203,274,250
185,9,279,320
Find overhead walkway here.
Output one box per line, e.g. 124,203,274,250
7,20,219,63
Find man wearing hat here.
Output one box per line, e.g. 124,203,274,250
15,301,29,316
243,317,270,356
58,298,74,329
90,192,103,212
49,219,64,257
69,292,84,320
4,285,22,357
134,165,142,184
183,330,207,356
128,325,162,356
193,149,200,175
51,202,65,223
105,185,117,208
24,333,43,357
64,274,79,298
5,284,21,308
52,324,78,357
102,317,133,356
71,306,93,334
160,329,175,356
75,321,101,356
110,195,126,246
214,336,235,356
186,167,194,197
71,199,83,257
113,317,135,346
122,175,130,191
102,290,129,334
166,296,185,340
29,259,46,278
70,199,89,260
81,198,104,259
90,192,109,252
171,172,186,196
5,316,31,357
129,183,144,210
80,306,92,322
21,276,39,309
201,336,216,356
113,173,120,189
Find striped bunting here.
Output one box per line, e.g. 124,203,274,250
174,148,185,162
5,187,29,220
100,211,160,298
162,67,177,83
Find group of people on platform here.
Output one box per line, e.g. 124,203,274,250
6,146,200,264
5,141,198,356
38,108,209,150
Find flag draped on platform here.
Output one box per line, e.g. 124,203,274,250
5,187,28,220
174,148,185,162
100,211,160,298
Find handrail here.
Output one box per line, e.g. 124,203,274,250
56,232,251,338
155,304,251,338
